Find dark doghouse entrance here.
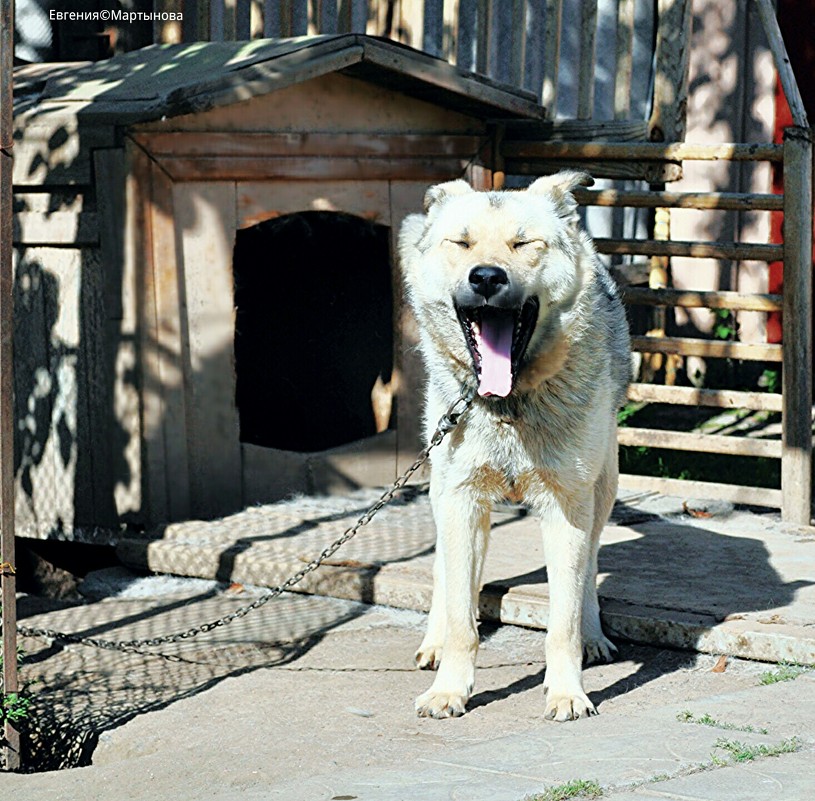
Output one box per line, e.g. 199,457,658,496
233,211,394,453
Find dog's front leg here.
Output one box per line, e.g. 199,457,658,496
415,476,489,718
540,490,597,721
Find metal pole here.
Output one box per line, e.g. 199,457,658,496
0,0,20,772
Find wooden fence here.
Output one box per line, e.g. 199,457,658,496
148,0,689,141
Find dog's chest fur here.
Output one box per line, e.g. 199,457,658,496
446,393,597,505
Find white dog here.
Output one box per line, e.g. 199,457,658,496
398,172,630,721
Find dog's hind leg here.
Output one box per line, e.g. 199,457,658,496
582,442,618,665
540,489,598,721
415,477,489,718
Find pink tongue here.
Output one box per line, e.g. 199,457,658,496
478,316,514,397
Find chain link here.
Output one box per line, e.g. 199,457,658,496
16,389,476,656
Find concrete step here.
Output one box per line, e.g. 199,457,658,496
117,489,815,665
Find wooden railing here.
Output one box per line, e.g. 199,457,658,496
496,1,811,525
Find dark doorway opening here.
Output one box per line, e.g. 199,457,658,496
233,211,394,453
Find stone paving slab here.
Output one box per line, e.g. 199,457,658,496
604,751,815,801
230,679,815,801
116,489,815,665
9,587,815,799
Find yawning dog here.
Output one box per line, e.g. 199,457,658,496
398,171,630,720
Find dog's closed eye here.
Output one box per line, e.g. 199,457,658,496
446,239,471,249
513,239,546,250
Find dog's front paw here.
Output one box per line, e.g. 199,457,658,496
415,642,443,670
415,687,469,718
583,635,617,665
544,691,597,722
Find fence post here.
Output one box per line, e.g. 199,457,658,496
0,0,20,772
781,126,813,525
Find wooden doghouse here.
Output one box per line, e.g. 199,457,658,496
12,35,542,537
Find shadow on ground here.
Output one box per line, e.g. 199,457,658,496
16,591,368,772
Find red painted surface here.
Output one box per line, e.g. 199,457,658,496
769,1,815,344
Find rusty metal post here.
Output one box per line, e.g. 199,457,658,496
0,0,20,771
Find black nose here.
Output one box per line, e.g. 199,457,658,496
468,266,509,300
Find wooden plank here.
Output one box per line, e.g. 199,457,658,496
389,180,434,476
423,0,445,57
508,0,525,89
506,159,683,183
78,151,126,530
618,474,782,508
503,119,649,142
350,0,367,33
577,0,598,120
174,181,243,520
75,246,121,528
291,0,309,36
542,0,562,115
158,156,477,183
630,336,783,362
622,287,783,312
358,37,542,120
781,128,813,525
94,150,126,319
754,0,809,128
263,0,281,36
236,180,391,229
502,141,785,161
649,0,692,141
614,0,634,120
149,163,192,522
210,0,225,41
522,0,545,95
132,131,484,158
626,383,784,413
116,142,145,523
476,0,490,75
573,187,784,211
594,238,783,262
129,143,169,524
12,211,98,245
1,24,17,762
236,0,253,39
95,148,138,526
618,428,782,459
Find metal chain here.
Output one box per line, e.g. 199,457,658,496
16,389,476,656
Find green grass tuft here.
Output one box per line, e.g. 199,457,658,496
712,737,801,763
524,779,603,801
676,710,768,734
758,663,810,685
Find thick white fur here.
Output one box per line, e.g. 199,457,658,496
399,173,630,721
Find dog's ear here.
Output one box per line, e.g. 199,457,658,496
526,171,594,227
526,171,594,197
423,180,474,213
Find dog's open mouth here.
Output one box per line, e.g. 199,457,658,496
456,298,539,398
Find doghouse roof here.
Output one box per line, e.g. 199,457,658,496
18,34,543,125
